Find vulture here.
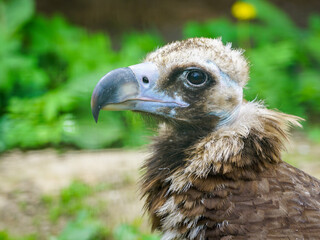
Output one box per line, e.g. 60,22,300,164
91,38,320,239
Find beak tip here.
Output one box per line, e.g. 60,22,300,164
91,96,100,123
94,115,98,123
92,105,100,123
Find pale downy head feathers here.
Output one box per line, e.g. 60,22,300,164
145,37,249,87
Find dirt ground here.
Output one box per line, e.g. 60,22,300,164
0,149,151,238
0,133,319,237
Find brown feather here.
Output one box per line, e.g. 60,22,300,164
134,38,319,239
140,101,320,239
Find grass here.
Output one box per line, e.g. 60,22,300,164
43,180,101,221
0,231,37,240
50,210,109,240
0,179,160,240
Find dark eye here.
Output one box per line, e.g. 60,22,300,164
186,70,207,86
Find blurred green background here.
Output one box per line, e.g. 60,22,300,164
1,0,320,152
0,0,319,239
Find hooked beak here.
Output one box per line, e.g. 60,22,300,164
91,62,188,122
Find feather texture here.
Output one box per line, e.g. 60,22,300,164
141,101,320,239
93,37,320,239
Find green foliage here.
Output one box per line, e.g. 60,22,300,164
184,0,320,137
114,223,160,240
0,0,319,151
0,0,162,151
50,210,108,240
41,180,159,240
0,230,37,240
42,180,110,221
42,181,108,240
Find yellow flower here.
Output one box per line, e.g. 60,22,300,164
231,1,257,21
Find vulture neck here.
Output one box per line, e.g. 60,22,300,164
142,101,301,195
141,102,301,231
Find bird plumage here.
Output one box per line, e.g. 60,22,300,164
142,101,320,239
91,37,320,239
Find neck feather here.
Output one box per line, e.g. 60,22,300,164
141,101,301,226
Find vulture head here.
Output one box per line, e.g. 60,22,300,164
91,38,320,240
91,38,247,131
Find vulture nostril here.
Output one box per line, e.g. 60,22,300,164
142,76,149,84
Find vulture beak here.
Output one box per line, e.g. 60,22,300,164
91,62,188,122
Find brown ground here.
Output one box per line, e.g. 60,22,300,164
0,133,319,238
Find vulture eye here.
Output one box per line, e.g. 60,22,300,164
186,70,207,86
